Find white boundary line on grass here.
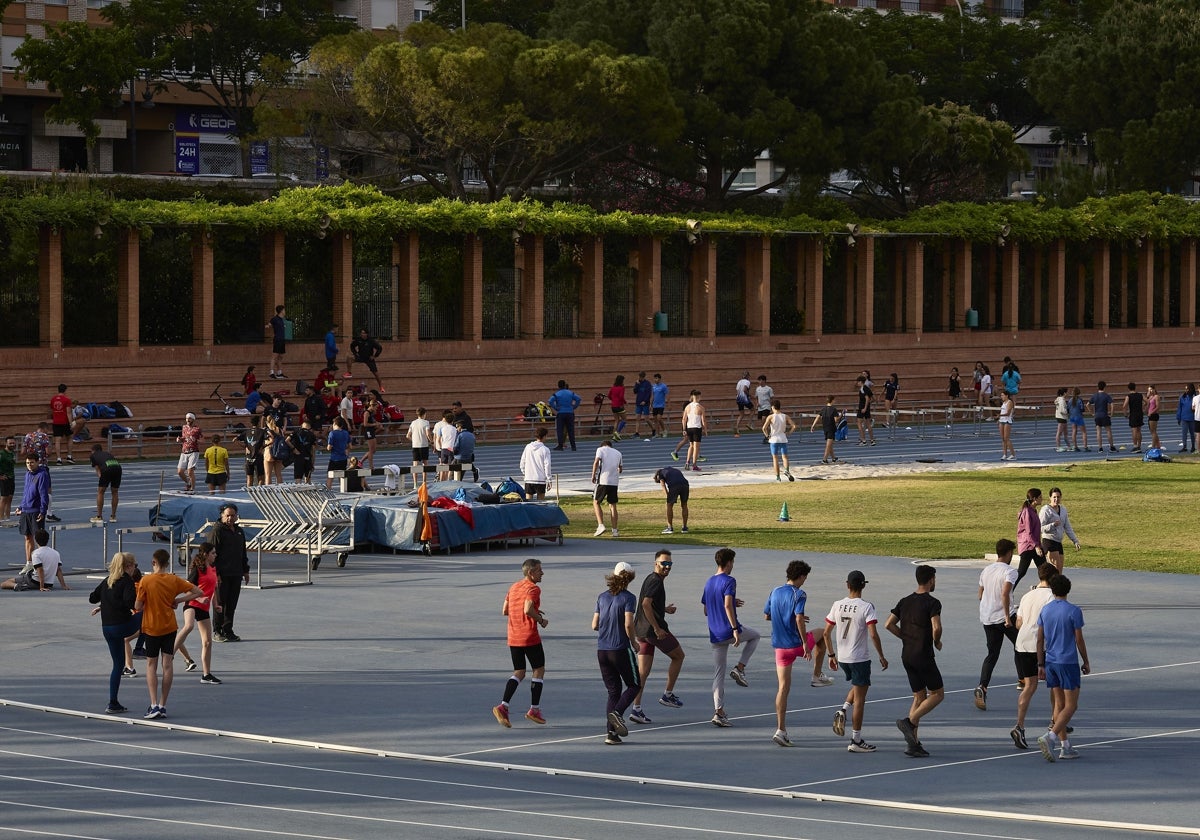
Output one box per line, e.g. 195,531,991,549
3,697,1197,837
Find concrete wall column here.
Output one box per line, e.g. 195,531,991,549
579,236,603,339
1031,248,1044,329
519,234,544,340
905,240,924,334
261,231,286,340
38,225,63,350
1000,242,1019,334
690,238,717,338
742,235,770,336
1093,242,1111,330
801,237,823,337
116,228,140,348
854,236,874,335
1137,240,1154,329
462,234,483,343
393,232,419,343
332,232,354,338
1047,238,1065,331
635,236,661,339
1181,239,1197,329
191,231,214,346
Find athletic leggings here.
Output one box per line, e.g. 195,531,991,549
102,616,141,704
597,647,641,727
979,620,1018,689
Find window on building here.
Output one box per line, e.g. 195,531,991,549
1,35,22,72
371,0,398,28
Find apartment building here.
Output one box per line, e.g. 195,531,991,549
0,0,429,175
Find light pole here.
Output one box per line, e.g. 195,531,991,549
461,0,465,30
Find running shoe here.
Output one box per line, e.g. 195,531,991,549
493,704,511,728
224,633,242,642
697,456,707,462
832,708,846,737
691,466,701,472
896,717,919,748
607,711,628,737
604,733,623,745
122,667,136,677
89,515,104,523
1058,745,1080,760
847,739,876,753
785,471,794,481
200,674,223,685
611,529,619,537
973,686,987,711
525,708,546,724
593,524,607,537
611,433,621,441
811,673,834,687
1010,725,1028,749
869,440,877,446
45,514,61,522
680,526,689,533
670,452,679,461
711,712,731,727
772,730,794,747
1037,733,1058,762
659,692,683,708
143,706,163,720
104,703,128,715
729,667,749,687
184,658,197,672
905,743,931,758
661,527,674,535
628,708,652,725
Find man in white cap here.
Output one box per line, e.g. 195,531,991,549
593,561,639,744
176,414,204,494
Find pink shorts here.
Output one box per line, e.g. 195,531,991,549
775,632,818,667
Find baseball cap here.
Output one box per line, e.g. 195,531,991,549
613,561,635,576
184,412,196,421
847,570,868,588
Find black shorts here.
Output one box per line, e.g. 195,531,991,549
363,428,376,441
1149,412,1160,422
524,482,547,497
686,428,703,442
272,339,286,355
1041,538,1064,554
98,466,122,489
0,476,13,497
611,406,625,416
52,423,71,438
1095,416,1111,427
736,398,751,411
1129,414,1144,428
901,656,944,693
186,606,211,623
18,511,41,537
411,446,429,462
594,484,618,505
757,408,771,419
329,459,348,472
856,409,872,419
143,631,178,659
438,450,455,465
206,472,228,487
652,407,665,416
665,484,689,505
354,355,379,374
1014,650,1039,680
509,643,545,671
245,457,264,478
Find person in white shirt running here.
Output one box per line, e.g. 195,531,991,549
1010,563,1057,750
974,538,1019,712
591,440,623,537
762,400,796,481
824,570,888,753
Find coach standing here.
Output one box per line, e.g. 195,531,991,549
210,504,250,642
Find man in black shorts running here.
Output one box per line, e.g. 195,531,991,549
627,550,686,724
885,564,944,757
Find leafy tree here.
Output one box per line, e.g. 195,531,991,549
547,0,915,210
856,8,1048,137
846,101,1028,216
103,0,354,172
14,23,139,167
347,23,681,199
427,0,554,36
1030,0,1200,192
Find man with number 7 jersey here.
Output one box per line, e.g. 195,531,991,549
824,570,888,753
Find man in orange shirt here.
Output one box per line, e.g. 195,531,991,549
493,558,550,728
134,549,203,720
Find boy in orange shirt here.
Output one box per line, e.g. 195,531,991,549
134,549,203,720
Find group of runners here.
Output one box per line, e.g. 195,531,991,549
492,544,1089,762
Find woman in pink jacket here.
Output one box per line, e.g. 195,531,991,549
1014,488,1045,585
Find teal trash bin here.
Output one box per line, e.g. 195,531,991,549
653,311,668,333
283,318,295,341
965,308,978,328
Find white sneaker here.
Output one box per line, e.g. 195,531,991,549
772,730,794,747
661,527,674,535
811,673,834,687
611,528,619,537
593,524,606,537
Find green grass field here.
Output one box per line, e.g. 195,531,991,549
559,460,1200,575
